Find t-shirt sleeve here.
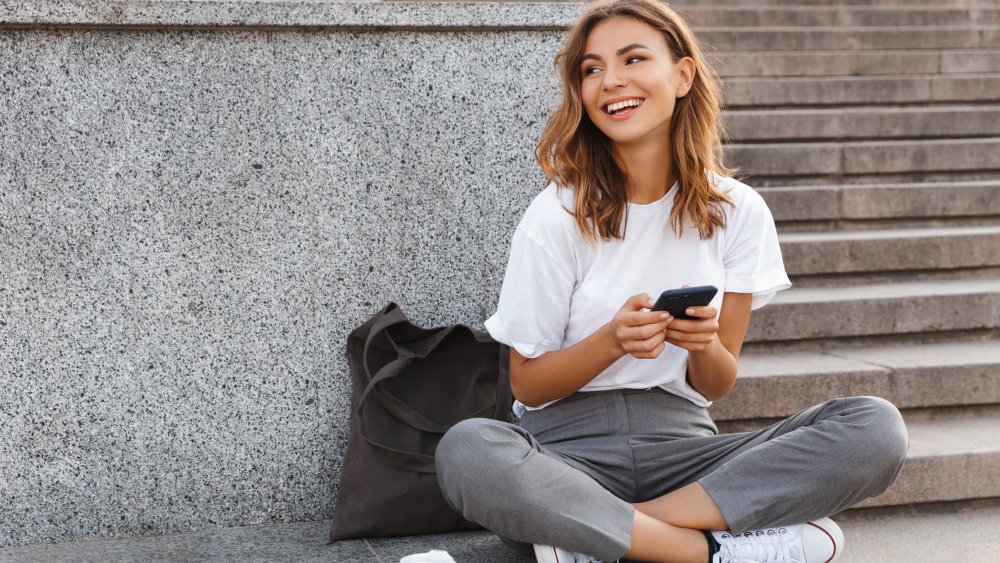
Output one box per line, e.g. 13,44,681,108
484,213,576,359
723,188,791,310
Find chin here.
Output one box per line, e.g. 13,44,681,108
603,131,646,147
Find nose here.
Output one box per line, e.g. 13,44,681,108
602,66,627,90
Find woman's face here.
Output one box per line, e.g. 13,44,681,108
580,16,694,150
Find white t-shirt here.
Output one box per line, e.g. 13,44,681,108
484,176,791,414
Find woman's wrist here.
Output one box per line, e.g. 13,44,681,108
604,321,628,359
686,336,737,400
688,332,721,358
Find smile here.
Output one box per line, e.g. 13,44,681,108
603,98,644,115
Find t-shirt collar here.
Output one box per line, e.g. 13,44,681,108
627,180,679,215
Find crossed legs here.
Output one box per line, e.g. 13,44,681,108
435,395,908,562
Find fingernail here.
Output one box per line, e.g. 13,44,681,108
648,298,655,307
686,308,694,316
660,313,669,320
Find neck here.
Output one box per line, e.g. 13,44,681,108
614,140,675,204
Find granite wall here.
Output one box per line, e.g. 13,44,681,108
0,1,578,546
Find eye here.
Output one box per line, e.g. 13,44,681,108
582,65,602,76
625,55,644,65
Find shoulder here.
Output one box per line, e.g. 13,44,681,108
711,174,773,226
517,182,579,240
713,175,766,211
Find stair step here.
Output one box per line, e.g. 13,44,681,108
727,138,1000,178
745,279,1000,343
859,413,1000,508
726,106,1000,141
712,340,1000,421
779,226,1000,276
682,7,1000,27
723,73,1000,108
838,500,1000,563
701,26,1000,51
716,49,1000,77
759,181,1000,223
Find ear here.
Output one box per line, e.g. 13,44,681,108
675,57,696,98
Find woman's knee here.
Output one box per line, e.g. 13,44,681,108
437,418,516,470
859,396,908,458
806,396,908,500
848,396,909,489
435,418,525,506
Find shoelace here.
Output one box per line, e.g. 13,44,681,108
712,529,800,563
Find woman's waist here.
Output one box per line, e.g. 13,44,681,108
517,386,718,443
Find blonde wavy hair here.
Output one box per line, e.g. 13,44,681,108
536,0,734,241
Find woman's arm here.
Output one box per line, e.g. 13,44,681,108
663,292,753,401
510,293,674,407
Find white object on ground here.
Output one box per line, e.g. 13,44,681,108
399,549,456,563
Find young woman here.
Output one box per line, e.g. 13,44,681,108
435,1,908,562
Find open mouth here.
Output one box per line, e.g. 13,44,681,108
603,98,644,115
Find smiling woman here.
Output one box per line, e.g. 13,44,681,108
537,0,732,241
433,1,909,563
582,28,688,147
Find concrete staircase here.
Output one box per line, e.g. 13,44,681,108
696,0,1000,556
0,1,995,561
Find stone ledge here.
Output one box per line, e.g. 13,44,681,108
759,181,1000,223
713,340,1000,420
745,278,1000,342
0,1,582,30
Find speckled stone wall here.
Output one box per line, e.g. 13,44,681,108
0,14,568,545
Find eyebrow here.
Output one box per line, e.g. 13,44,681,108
581,43,651,63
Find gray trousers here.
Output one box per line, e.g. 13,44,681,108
435,389,908,562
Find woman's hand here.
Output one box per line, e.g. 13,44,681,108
610,294,674,359
511,292,674,406
663,305,720,354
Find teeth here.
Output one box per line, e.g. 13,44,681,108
606,99,642,113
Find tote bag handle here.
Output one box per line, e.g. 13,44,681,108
352,304,511,473
359,304,510,428
361,307,485,433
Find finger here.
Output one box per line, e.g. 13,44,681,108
621,319,671,341
665,333,714,352
624,310,674,328
665,317,718,333
617,321,669,347
628,332,666,358
664,328,715,345
682,305,718,319
634,340,665,359
625,293,654,311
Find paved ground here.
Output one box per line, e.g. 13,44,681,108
0,523,527,563
2,501,998,562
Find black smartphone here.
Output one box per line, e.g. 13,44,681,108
650,285,719,320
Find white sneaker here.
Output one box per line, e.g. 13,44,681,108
711,517,844,563
532,544,612,563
